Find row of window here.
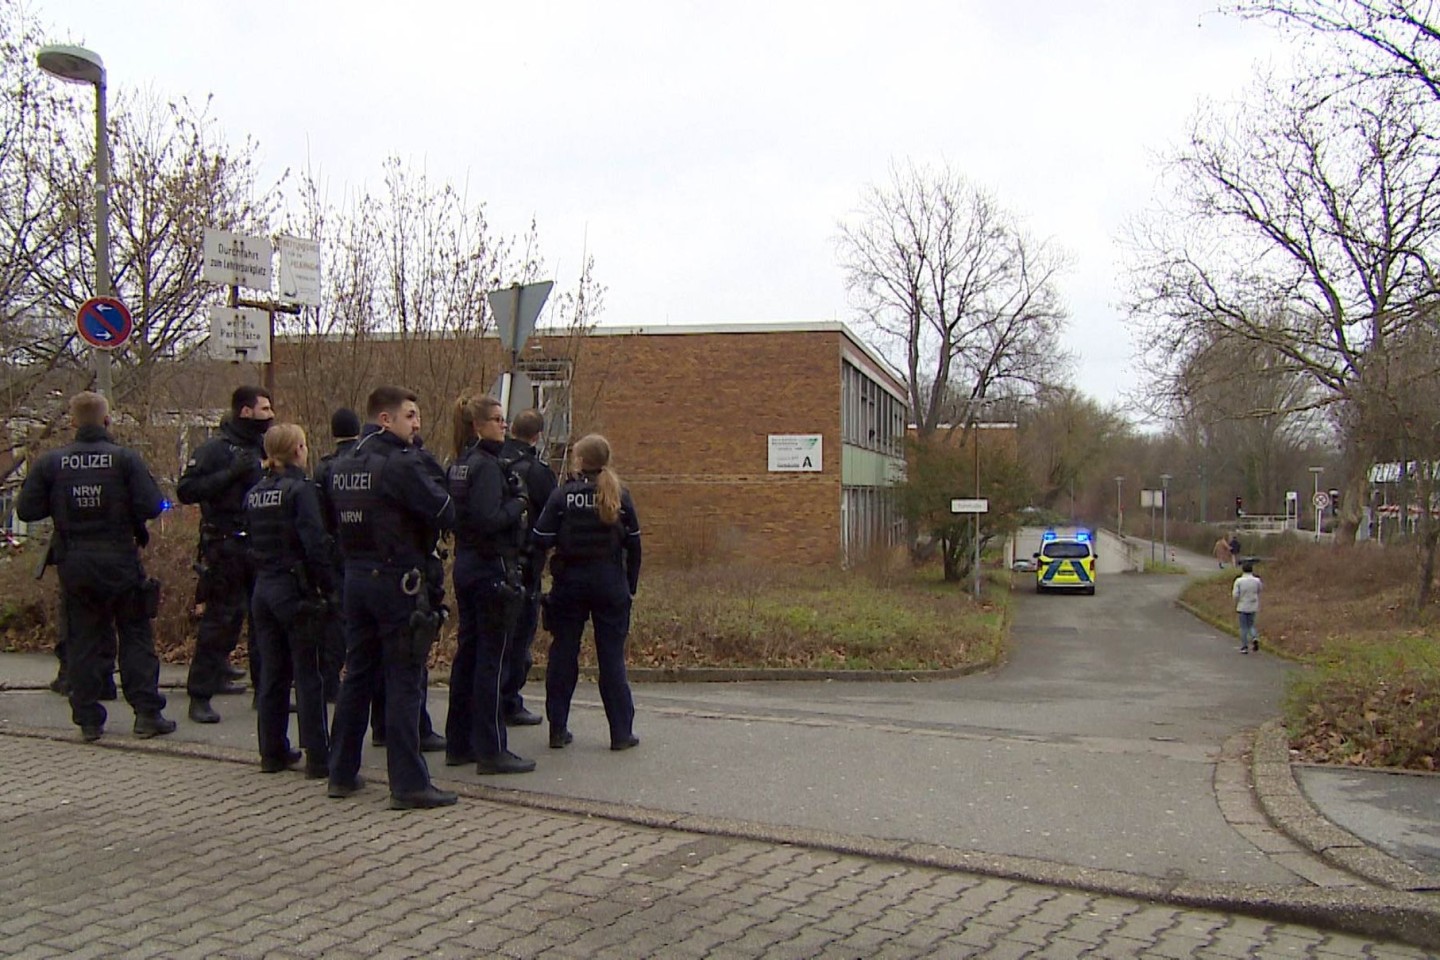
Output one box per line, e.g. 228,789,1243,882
841,361,905,456
841,485,905,566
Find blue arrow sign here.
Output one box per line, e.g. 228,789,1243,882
76,296,134,350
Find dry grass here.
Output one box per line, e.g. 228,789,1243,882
618,563,1008,671
0,509,213,663
1,520,1005,675
1181,540,1440,771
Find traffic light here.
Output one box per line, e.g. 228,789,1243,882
1329,489,1340,517
1235,496,1244,517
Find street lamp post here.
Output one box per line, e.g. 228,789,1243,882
1160,473,1172,565
36,44,111,403
1114,476,1125,536
1309,466,1324,541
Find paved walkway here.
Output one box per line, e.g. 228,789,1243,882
0,733,1432,959
1,542,1438,955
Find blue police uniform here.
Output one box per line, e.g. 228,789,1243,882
498,437,557,722
177,418,268,707
16,424,172,739
244,463,335,775
326,425,455,800
445,437,531,770
318,436,445,749
311,438,356,703
532,474,642,749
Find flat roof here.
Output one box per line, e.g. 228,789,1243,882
581,320,907,397
278,319,910,401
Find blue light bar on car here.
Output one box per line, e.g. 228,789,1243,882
1075,529,1091,542
1042,529,1057,541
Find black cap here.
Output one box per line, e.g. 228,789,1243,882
330,407,360,440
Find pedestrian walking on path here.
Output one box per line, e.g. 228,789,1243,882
1213,534,1233,568
1233,561,1262,654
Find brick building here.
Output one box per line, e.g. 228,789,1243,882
539,322,908,567
270,321,908,567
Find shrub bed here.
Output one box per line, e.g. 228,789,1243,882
1,512,1005,675
1181,539,1439,771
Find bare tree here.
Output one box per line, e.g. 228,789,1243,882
837,161,1071,442
1166,329,1319,514
0,8,272,485
276,159,607,458
1235,0,1440,101
1016,387,1131,516
0,0,92,431
1126,65,1440,541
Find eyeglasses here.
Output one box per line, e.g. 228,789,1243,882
484,416,506,423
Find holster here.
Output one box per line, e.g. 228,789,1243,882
406,573,443,666
291,596,328,647
191,560,213,606
141,577,162,620
495,557,526,634
33,538,56,581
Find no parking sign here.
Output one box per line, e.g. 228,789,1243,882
75,297,133,350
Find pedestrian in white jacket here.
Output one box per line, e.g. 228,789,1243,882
1232,562,1262,654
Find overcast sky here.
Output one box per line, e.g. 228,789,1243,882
37,1,1297,413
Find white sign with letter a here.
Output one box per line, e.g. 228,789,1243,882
768,435,823,472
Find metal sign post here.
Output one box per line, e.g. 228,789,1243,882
1140,489,1158,564
486,281,553,419
950,499,990,599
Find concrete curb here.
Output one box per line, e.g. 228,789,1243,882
0,656,1004,691
4,722,1438,951
1252,719,1439,896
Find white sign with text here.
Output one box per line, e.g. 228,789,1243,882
276,234,321,306
203,229,273,289
208,306,270,362
768,434,823,472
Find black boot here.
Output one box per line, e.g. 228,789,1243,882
188,697,220,724
133,713,177,738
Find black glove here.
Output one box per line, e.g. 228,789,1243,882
228,457,257,482
134,524,150,548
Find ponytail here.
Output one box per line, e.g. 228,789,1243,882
451,394,478,461
594,466,622,526
573,434,622,525
451,393,502,460
261,423,305,472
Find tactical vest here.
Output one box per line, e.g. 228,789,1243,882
51,440,134,548
244,472,305,568
556,481,624,564
450,444,526,558
199,435,264,533
501,445,544,514
330,439,426,566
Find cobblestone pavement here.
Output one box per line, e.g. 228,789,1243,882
1,735,1430,959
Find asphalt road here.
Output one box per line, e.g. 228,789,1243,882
433,564,1303,886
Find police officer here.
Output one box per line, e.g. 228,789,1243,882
312,408,360,703
444,395,534,774
178,385,273,724
316,409,446,751
369,428,449,754
244,423,334,777
16,391,175,742
327,386,457,810
532,433,642,752
498,409,556,727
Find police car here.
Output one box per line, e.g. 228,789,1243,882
1033,529,1097,595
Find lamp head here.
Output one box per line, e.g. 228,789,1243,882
36,44,104,86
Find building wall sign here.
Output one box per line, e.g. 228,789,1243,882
768,434,823,472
